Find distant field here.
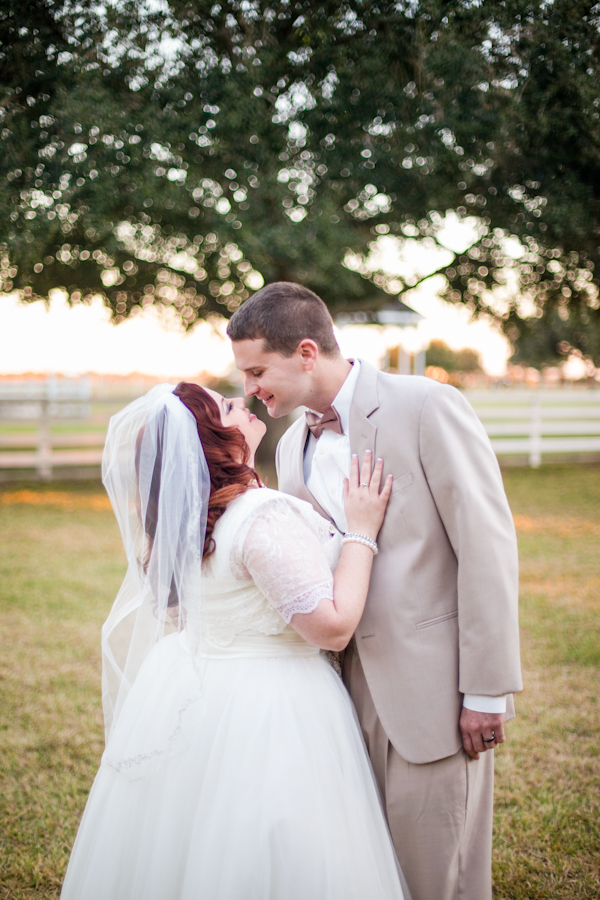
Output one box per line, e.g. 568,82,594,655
0,467,599,899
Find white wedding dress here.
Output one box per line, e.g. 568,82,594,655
61,488,407,900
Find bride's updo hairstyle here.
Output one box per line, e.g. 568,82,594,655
173,382,261,557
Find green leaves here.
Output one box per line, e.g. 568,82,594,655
1,0,598,363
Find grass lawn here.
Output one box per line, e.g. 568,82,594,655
493,466,600,898
1,467,599,899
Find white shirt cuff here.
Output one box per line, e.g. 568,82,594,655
462,694,507,714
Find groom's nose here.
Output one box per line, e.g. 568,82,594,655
244,375,259,397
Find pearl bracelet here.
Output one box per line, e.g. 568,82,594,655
341,532,378,555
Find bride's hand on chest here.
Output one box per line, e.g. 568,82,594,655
343,452,393,541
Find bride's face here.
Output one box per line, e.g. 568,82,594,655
205,389,267,458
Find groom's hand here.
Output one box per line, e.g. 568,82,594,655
460,709,506,760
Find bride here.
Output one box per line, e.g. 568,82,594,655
60,382,409,900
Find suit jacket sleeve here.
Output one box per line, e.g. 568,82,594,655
419,383,522,697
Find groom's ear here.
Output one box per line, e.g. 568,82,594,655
297,339,319,370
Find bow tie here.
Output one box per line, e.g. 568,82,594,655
305,406,344,439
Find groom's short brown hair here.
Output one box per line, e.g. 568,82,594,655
227,282,340,357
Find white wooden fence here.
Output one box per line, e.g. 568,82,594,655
463,389,600,467
1,381,600,479
0,378,101,480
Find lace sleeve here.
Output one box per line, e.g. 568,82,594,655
233,498,334,624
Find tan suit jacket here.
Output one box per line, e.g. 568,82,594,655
276,361,522,764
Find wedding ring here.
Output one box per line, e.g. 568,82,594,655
360,482,369,487
482,733,495,743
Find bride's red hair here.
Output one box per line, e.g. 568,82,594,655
173,382,261,558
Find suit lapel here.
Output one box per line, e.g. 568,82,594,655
349,360,379,461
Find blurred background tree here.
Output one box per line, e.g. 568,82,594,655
509,304,600,369
1,0,598,364
426,340,481,373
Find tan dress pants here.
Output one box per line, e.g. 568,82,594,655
344,643,494,900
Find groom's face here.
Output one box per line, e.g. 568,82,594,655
232,339,309,417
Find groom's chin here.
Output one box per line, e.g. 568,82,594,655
261,395,294,418
268,407,290,420
261,398,283,418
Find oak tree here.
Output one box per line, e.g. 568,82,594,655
1,0,598,364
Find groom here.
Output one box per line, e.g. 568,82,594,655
227,282,522,900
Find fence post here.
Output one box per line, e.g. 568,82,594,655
37,398,52,481
529,395,542,468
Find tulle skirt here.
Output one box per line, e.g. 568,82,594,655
61,631,407,900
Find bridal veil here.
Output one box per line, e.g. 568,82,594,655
100,384,210,774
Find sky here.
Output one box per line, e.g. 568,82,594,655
0,214,513,378
0,286,511,378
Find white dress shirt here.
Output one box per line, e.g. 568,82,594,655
302,359,506,716
303,359,361,534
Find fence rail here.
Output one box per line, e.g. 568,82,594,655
0,378,100,479
463,389,600,467
0,431,105,473
0,447,105,472
0,432,106,448
1,381,600,478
